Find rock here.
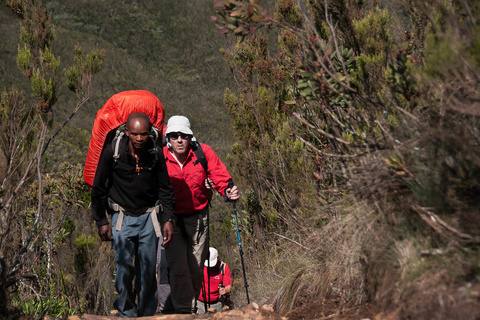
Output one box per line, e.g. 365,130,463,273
196,304,287,320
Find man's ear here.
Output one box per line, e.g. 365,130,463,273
163,135,172,148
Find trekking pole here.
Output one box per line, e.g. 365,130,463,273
229,181,250,304
205,178,214,312
205,208,210,312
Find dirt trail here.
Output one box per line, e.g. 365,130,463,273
73,303,287,320
67,297,378,320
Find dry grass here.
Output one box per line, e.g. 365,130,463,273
391,270,480,319
243,199,391,312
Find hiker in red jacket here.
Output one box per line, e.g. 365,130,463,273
162,115,239,314
91,112,175,317
197,247,233,314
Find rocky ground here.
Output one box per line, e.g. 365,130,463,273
60,298,378,320
68,303,286,320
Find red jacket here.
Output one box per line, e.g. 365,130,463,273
163,143,232,214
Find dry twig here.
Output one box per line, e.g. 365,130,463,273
413,205,480,244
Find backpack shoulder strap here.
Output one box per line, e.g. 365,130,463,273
191,140,208,173
112,130,126,161
220,261,225,276
148,128,160,163
191,140,213,205
150,126,160,142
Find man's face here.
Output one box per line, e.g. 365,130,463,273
168,132,192,156
125,118,150,152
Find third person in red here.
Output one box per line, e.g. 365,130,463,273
197,247,233,314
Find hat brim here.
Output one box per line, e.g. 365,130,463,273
165,125,193,136
205,257,218,267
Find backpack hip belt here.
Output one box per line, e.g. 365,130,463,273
108,202,163,237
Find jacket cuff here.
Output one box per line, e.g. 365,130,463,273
96,218,109,228
160,210,175,224
162,217,174,224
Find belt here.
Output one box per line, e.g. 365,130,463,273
108,202,163,237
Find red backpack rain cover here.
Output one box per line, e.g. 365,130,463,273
83,90,165,188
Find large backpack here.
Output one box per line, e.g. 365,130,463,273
83,90,165,188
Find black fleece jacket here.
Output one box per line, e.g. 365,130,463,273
91,136,175,227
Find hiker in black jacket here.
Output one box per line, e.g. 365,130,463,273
91,112,175,317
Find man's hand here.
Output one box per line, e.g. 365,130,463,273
219,285,232,295
98,224,113,241
225,185,239,201
162,221,173,245
219,287,227,296
205,178,213,189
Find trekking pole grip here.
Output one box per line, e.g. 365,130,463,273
228,180,237,207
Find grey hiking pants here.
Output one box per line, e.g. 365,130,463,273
112,212,158,317
196,300,224,314
156,236,170,311
165,209,209,314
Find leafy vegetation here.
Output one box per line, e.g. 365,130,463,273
0,0,107,318
213,0,480,318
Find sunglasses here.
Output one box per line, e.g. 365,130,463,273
169,132,191,140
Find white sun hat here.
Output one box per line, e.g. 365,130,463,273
205,247,218,267
165,115,193,136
